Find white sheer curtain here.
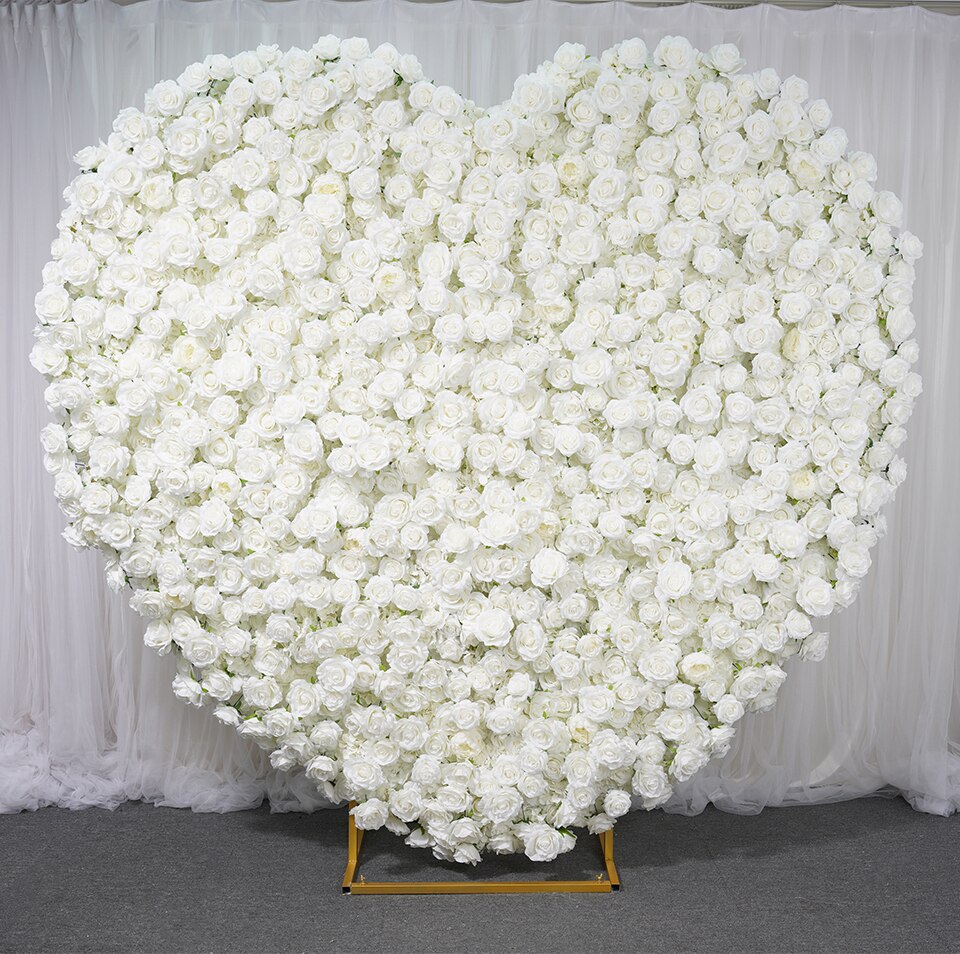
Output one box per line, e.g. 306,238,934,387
2,0,959,819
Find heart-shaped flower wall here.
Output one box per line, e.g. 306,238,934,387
31,34,921,864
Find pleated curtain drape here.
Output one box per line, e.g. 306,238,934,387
2,0,959,819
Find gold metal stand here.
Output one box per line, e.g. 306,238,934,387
342,804,621,895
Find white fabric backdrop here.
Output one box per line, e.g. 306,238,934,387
3,0,959,820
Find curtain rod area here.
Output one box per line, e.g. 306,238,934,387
613,0,959,8
92,0,960,11
572,1,960,9
516,0,960,7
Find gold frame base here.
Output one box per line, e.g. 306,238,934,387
342,803,621,895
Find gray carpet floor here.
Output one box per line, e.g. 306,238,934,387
1,795,957,954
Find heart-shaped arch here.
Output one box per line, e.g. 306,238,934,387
31,34,921,864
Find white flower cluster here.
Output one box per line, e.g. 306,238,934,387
32,35,921,864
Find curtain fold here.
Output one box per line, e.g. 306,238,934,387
2,0,959,817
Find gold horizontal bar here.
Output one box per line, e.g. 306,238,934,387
347,878,614,894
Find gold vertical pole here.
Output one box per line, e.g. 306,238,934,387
342,803,622,894
599,828,621,890
341,802,365,893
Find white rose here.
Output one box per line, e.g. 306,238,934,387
470,608,513,648
633,765,671,806
353,799,390,830
520,823,574,863
287,679,322,719
654,35,696,75
530,547,569,588
714,694,745,725
637,646,679,686
796,575,835,617
708,43,745,74
837,542,871,579
679,652,714,685
479,789,523,825
657,560,693,600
